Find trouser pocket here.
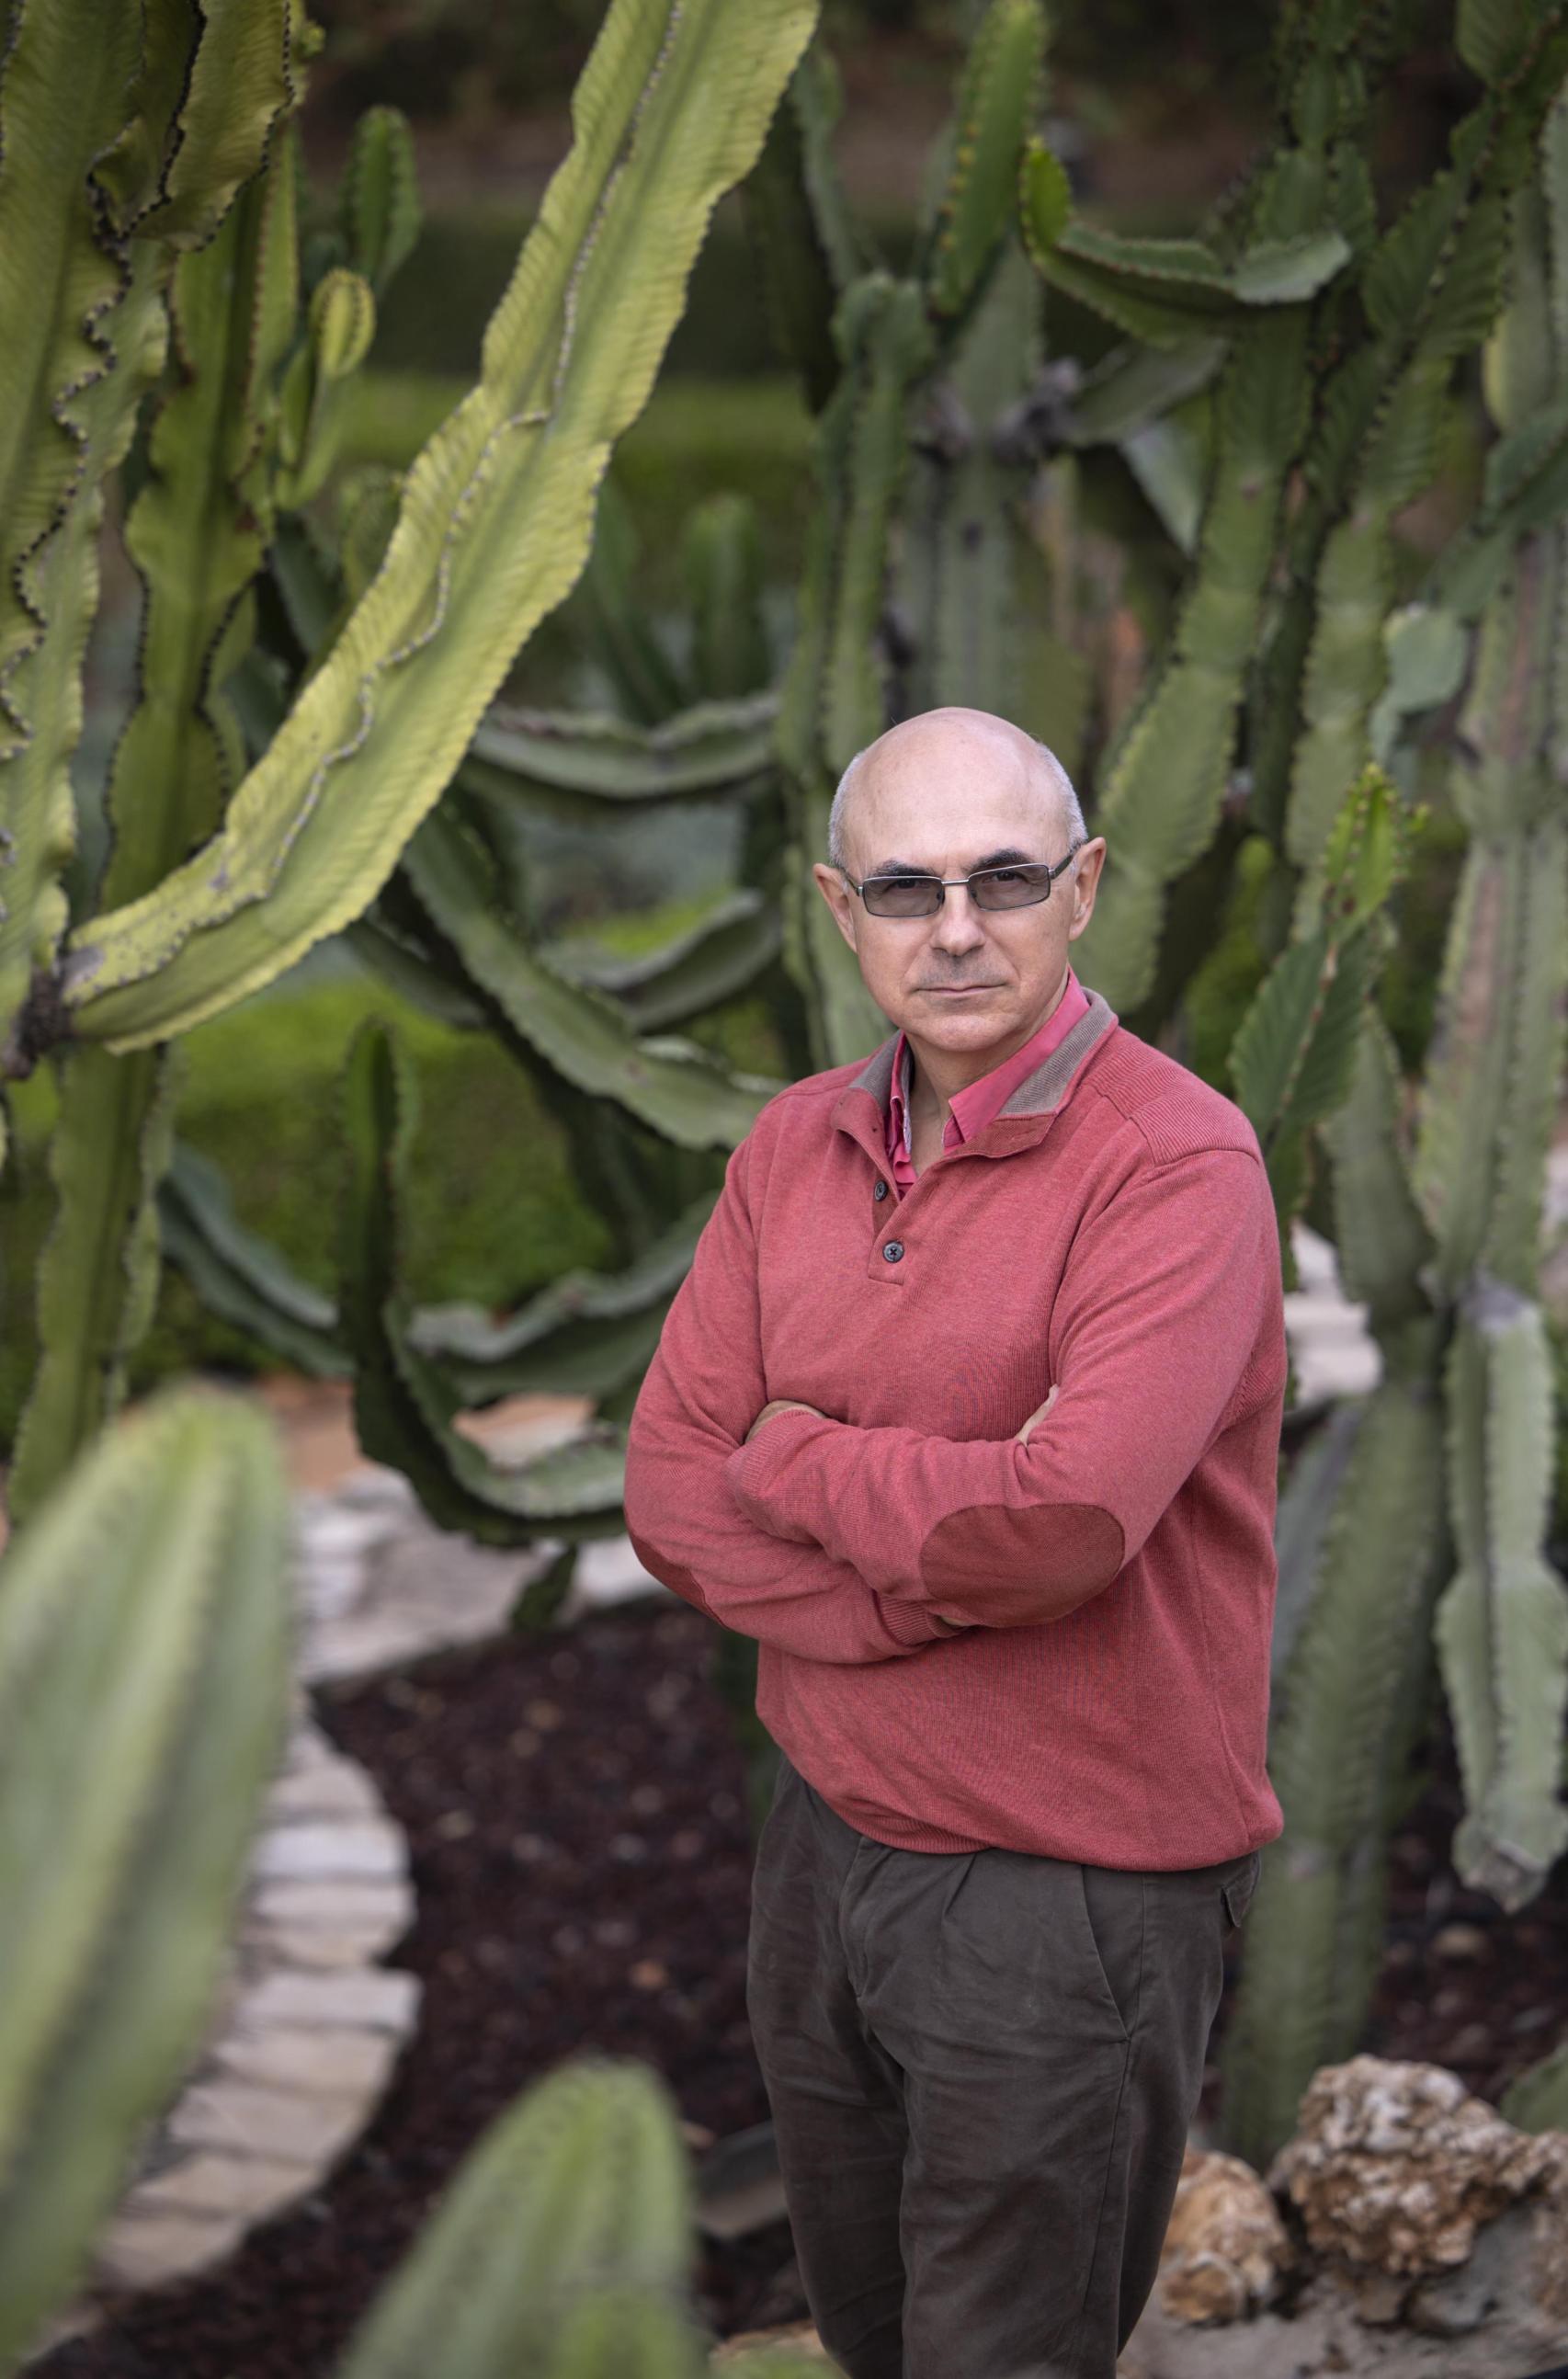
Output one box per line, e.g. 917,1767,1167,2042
1221,1849,1262,1929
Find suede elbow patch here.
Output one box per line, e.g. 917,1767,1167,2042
918,1501,1126,1622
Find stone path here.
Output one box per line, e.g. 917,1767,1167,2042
19,1221,1432,2362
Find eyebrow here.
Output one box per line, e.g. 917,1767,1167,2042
868,847,1040,876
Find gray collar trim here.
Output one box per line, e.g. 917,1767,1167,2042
847,986,1119,1121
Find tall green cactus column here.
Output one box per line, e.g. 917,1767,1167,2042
0,1390,293,2371
1219,84,1568,2166
767,0,1047,1067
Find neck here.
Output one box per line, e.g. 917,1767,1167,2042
906,962,1071,1129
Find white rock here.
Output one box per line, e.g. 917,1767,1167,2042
251,1820,403,1881
250,1873,414,1935
234,1966,420,2034
124,2151,320,2222
167,2079,372,2168
92,2207,250,2291
212,2024,398,2100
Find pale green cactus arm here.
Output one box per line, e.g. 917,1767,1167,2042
469,693,779,808
1021,150,1349,346
6,149,305,1521
1436,1289,1568,1909
742,42,868,411
0,1388,292,2367
334,2058,699,2379
774,273,930,1066
1037,0,1369,1011
1219,1379,1449,2169
1414,121,1568,1907
1412,563,1568,1299
400,806,779,1149
1252,6,1568,873
682,494,771,700
158,1141,347,1378
0,0,169,1067
102,0,310,248
550,888,782,1033
61,0,822,1052
410,1191,715,1405
339,105,422,295
917,0,1045,328
1319,1005,1436,1354
896,240,1054,725
1227,767,1413,1249
340,1019,630,1544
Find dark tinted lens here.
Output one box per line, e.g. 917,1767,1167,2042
971,865,1051,909
864,875,941,916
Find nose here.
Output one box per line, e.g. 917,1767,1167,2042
929,882,989,953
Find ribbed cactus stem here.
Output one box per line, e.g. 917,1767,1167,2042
334,2058,697,2379
0,1389,293,2368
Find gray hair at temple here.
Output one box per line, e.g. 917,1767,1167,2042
826,735,1089,875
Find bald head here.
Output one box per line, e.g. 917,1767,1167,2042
827,709,1085,878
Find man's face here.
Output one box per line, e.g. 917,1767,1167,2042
810,716,1107,1059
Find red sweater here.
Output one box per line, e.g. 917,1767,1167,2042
622,986,1288,1868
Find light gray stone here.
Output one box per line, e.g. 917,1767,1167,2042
125,2151,320,2223
250,1872,414,1937
263,1758,382,1825
92,2207,250,2291
211,2022,398,2100
234,1966,421,2034
167,2078,371,2168
250,1819,403,1881
243,1918,407,1969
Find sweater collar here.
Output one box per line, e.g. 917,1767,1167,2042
833,985,1119,1167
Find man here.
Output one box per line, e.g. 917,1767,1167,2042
621,706,1287,2379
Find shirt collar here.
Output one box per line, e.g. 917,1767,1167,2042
887,964,1091,1155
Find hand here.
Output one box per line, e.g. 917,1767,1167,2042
744,1398,824,1444
1015,1382,1059,1445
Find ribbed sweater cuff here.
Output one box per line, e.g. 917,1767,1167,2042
725,1406,836,1523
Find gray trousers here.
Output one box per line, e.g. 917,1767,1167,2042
745,1750,1261,2379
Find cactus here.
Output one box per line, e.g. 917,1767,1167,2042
7,135,304,1520
1219,76,1568,2161
1229,767,1417,1256
765,0,1047,1068
42,0,819,1057
334,2058,699,2379
1,0,819,1515
0,1388,292,2369
339,1019,632,1542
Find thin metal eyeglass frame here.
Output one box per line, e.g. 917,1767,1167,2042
841,843,1085,917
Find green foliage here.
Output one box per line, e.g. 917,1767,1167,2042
0,1387,292,2368
62,0,821,1052
334,2058,698,2377
338,1018,631,1541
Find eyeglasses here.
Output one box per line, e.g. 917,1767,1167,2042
842,847,1083,919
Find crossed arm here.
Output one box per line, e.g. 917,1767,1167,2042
722,1143,1278,1630
623,1124,1277,1653
621,1133,965,1664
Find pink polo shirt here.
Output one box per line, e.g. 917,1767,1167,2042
886,964,1091,1190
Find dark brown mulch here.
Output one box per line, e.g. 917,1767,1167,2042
33,1596,1568,2379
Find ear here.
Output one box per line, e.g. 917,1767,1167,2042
811,861,860,952
1065,838,1108,941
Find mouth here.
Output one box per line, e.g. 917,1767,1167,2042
923,985,998,996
